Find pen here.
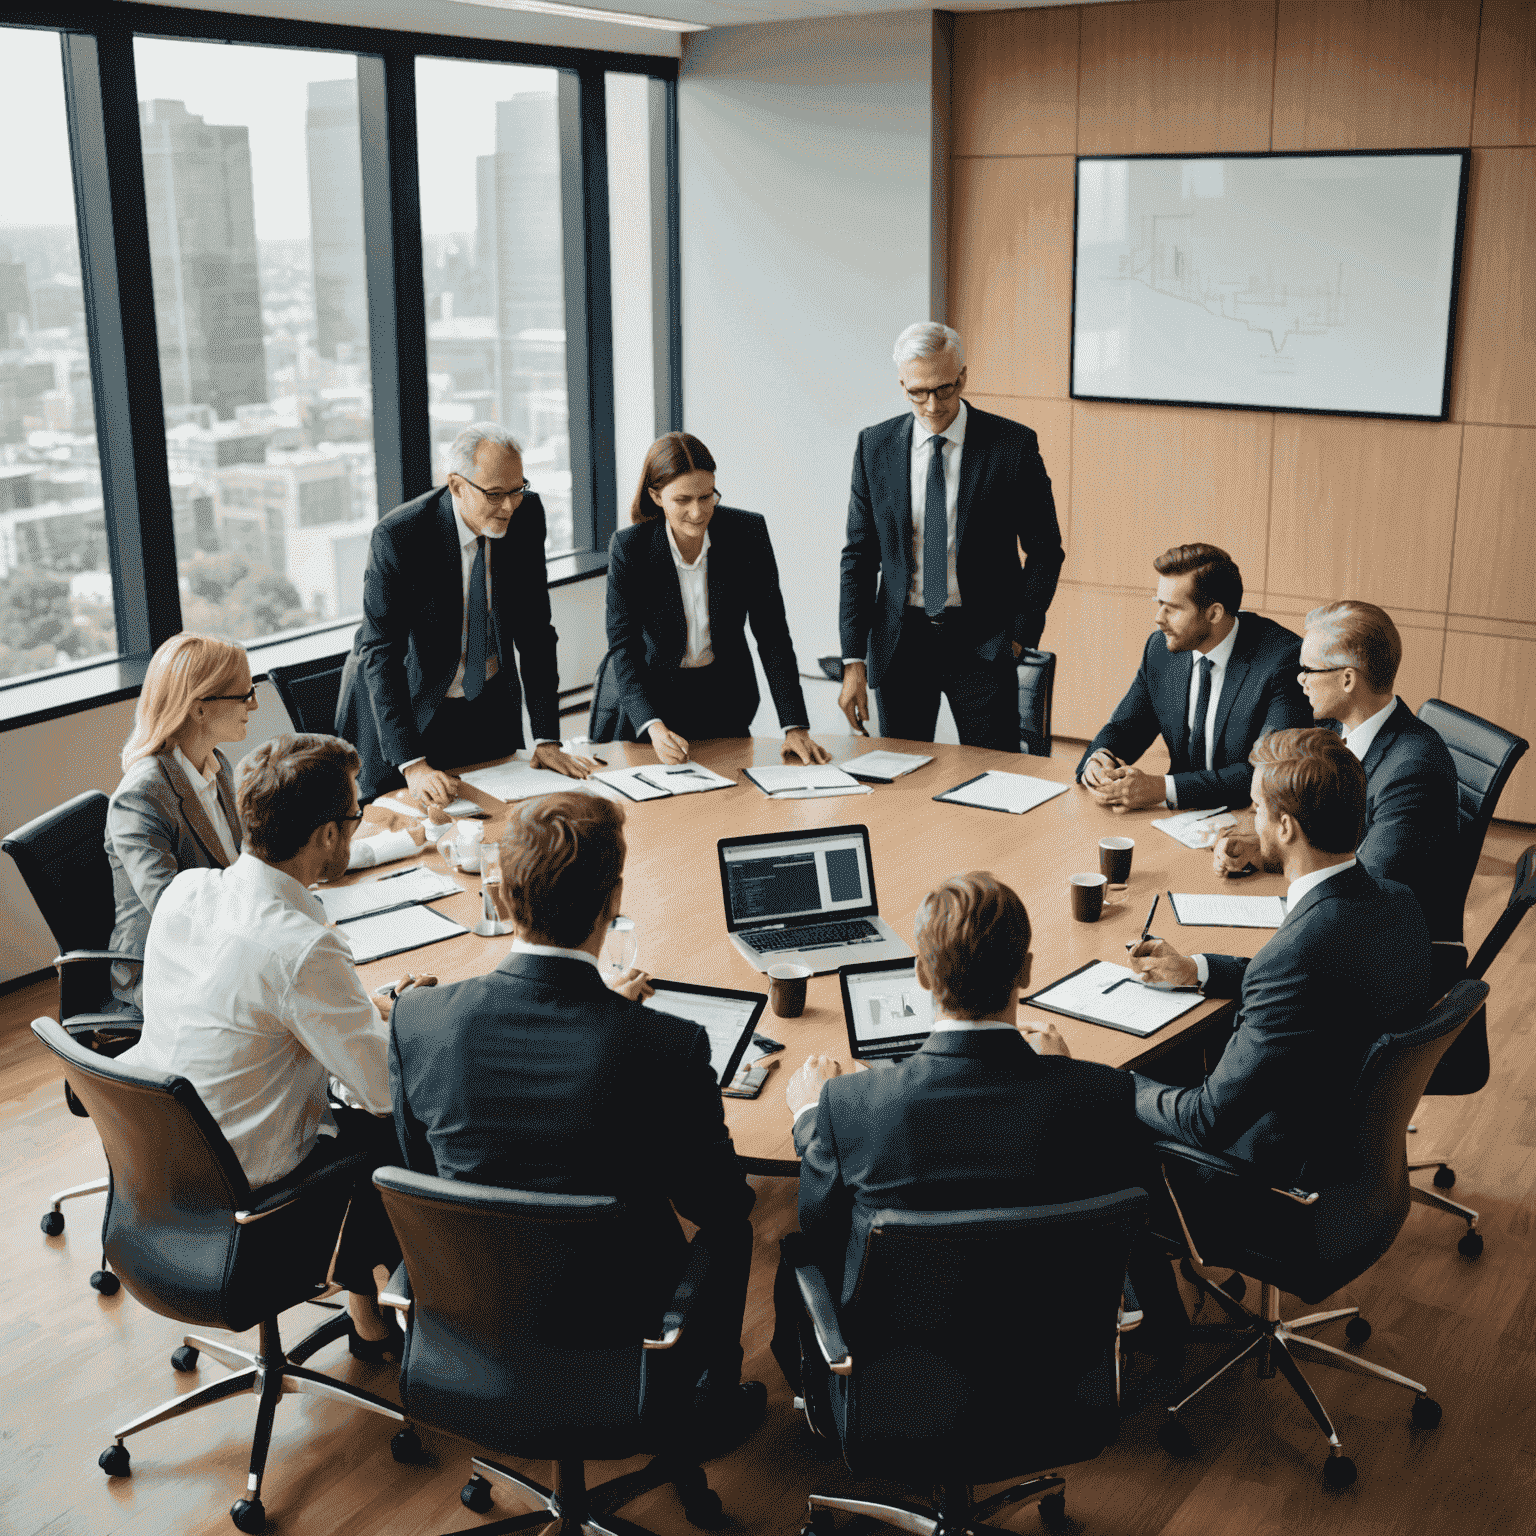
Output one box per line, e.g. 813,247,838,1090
1100,976,1135,995
375,864,421,881
1139,893,1160,945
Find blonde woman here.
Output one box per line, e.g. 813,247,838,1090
105,634,256,1007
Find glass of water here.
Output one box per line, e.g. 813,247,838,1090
600,915,639,982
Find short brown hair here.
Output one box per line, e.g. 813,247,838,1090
1249,728,1366,855
239,734,361,864
1305,600,1402,694
1154,542,1243,615
914,872,1032,1018
498,792,627,946
629,432,717,524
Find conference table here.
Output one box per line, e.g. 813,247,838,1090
350,736,1280,1175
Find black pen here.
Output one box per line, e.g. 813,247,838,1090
375,863,424,881
1139,893,1160,945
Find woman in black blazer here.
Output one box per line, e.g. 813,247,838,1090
606,433,830,764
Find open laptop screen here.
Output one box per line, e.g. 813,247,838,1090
719,826,876,930
840,959,934,1058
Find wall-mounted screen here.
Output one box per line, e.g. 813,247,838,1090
1070,150,1469,420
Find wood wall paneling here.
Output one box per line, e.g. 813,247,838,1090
1042,582,1160,743
1470,0,1536,148
1272,0,1481,150
1448,425,1536,623
1440,629,1536,822
968,393,1073,548
947,156,1075,399
1259,600,1446,712
1266,415,1461,609
1076,0,1276,156
950,7,1079,158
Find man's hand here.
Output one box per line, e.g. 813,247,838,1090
838,662,870,735
1079,749,1121,790
786,1053,842,1116
1019,1019,1072,1057
1087,763,1166,811
371,972,439,1021
1012,640,1024,659
1128,938,1200,989
609,966,654,1002
1212,831,1260,877
404,762,460,807
648,722,691,764
782,728,832,765
530,742,598,779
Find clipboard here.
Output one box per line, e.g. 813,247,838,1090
932,771,1071,816
1021,959,1205,1039
339,904,470,965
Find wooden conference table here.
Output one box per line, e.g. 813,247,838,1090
351,737,1280,1175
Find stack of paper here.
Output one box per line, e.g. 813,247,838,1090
842,750,933,781
1152,807,1237,848
1169,892,1287,929
316,867,462,924
741,764,870,799
934,771,1070,816
594,762,737,801
373,792,484,820
336,905,468,964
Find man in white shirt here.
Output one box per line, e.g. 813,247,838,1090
128,732,427,1358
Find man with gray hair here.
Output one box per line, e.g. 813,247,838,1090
337,422,594,804
838,322,1063,750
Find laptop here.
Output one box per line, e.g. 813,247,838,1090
717,824,913,974
839,957,934,1062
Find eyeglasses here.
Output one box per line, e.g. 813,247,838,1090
1296,664,1348,677
459,475,531,504
337,810,365,828
903,379,963,403
200,685,258,703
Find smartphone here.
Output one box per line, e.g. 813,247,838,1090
722,1063,773,1100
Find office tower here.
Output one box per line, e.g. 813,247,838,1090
304,79,368,361
138,99,267,421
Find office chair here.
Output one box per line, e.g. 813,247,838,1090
265,654,347,736
587,643,630,744
789,1191,1149,1535
373,1166,728,1536
30,1017,416,1535
1416,698,1528,941
1153,978,1488,1489
1017,647,1056,756
5,790,143,1290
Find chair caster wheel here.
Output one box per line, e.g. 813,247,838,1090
1412,1396,1443,1430
1039,1491,1067,1528
41,1210,65,1237
1458,1230,1484,1259
1344,1317,1372,1344
171,1345,200,1372
390,1428,423,1464
1433,1166,1456,1189
462,1476,494,1514
1322,1454,1357,1490
230,1496,266,1532
90,1269,120,1296
1157,1418,1195,1458
98,1443,131,1477
683,1488,724,1528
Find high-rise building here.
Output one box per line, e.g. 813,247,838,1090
138,99,267,421
304,79,368,362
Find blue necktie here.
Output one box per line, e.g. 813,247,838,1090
1188,655,1213,771
463,536,487,701
923,434,948,618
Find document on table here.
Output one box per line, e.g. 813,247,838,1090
741,764,870,799
373,793,483,819
842,750,934,782
1023,961,1204,1038
336,905,469,964
1152,807,1237,849
934,770,1071,816
592,766,673,802
1170,892,1288,929
317,867,463,924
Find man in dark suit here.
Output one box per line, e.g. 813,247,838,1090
837,322,1063,751
389,791,764,1454
1212,600,1459,938
1078,543,1312,812
1131,728,1431,1187
335,422,592,805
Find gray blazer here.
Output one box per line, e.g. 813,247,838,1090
105,749,243,1006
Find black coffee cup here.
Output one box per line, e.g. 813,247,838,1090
1099,836,1134,885
768,963,812,1018
1070,873,1108,923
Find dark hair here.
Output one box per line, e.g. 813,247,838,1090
629,432,717,524
1154,542,1243,615
498,791,628,947
914,872,1032,1018
238,733,360,864
1305,600,1402,694
1249,728,1367,855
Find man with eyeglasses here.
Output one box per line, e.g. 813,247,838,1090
337,422,594,805
838,322,1064,751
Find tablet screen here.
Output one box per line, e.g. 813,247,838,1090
840,961,934,1056
644,982,766,1087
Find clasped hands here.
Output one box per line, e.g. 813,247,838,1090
1079,749,1166,812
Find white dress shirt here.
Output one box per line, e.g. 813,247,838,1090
637,524,714,737
127,852,391,1189
1190,857,1356,986
907,399,966,610
510,937,604,972
172,745,240,863
1343,696,1399,762
1166,617,1241,809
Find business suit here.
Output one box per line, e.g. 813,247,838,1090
335,486,561,801
839,403,1063,749
390,950,755,1394
604,508,810,741
1077,614,1312,809
105,748,242,1008
1134,864,1431,1187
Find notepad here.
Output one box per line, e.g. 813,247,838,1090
336,904,469,964
1170,892,1287,929
842,750,934,782
373,793,483,820
316,867,463,925
741,764,870,798
934,771,1071,816
1023,960,1204,1038
1152,807,1238,849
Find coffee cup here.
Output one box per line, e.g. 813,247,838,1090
768,962,812,1018
454,821,484,873
1099,836,1134,885
1070,872,1109,923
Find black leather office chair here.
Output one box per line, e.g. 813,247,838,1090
587,643,630,744
1416,698,1528,941
1017,647,1056,756
1153,978,1488,1489
266,654,346,736
30,1017,416,1535
373,1166,726,1536
5,790,142,1286
790,1190,1149,1535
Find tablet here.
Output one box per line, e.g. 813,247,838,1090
643,980,767,1089
839,958,934,1061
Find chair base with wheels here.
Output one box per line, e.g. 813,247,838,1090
38,1176,122,1294
1407,1163,1483,1256
803,1473,1067,1536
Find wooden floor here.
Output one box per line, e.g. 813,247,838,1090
2,822,1532,1536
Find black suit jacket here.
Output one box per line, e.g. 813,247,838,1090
1077,614,1311,809
838,404,1064,686
794,1029,1138,1309
1134,864,1430,1185
604,508,809,735
335,486,561,795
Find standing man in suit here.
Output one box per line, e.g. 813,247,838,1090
1078,543,1311,811
837,322,1063,751
390,791,765,1456
1131,728,1431,1187
335,423,592,805
1211,601,1459,938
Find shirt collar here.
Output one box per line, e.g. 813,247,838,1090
930,1016,1016,1033
234,850,329,924
510,937,604,974
911,397,968,450
172,744,219,793
1198,614,1241,673
664,520,710,571
1343,696,1399,762
1287,857,1356,909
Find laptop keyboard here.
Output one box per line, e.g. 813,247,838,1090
744,919,882,953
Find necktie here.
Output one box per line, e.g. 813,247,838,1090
923,434,948,618
1188,655,1214,772
463,536,488,701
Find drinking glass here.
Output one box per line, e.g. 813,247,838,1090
600,915,639,982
